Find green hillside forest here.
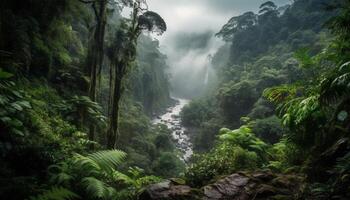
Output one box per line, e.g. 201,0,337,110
1,0,350,199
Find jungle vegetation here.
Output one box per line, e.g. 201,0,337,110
1,0,350,199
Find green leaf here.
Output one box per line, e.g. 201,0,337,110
11,103,23,111
29,186,78,200
0,69,13,79
0,117,11,123
81,177,116,199
9,118,23,127
17,100,31,109
12,129,24,136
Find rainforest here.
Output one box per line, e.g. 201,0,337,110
1,0,350,199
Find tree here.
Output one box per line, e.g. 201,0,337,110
106,0,166,148
216,11,257,41
78,0,109,142
259,1,278,15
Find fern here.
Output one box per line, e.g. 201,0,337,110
112,170,135,186
30,187,78,200
87,150,126,173
49,150,127,200
72,154,101,176
81,177,116,199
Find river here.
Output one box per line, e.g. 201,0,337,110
152,98,193,162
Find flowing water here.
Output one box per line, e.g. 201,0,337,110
152,98,193,162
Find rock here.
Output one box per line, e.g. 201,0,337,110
139,180,194,200
252,171,275,182
256,184,278,198
171,114,180,119
139,171,304,200
170,178,186,185
203,173,249,200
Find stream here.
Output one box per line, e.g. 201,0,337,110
152,98,193,162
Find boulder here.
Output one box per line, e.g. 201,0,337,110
139,171,304,200
139,180,195,200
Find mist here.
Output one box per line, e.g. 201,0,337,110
146,0,291,99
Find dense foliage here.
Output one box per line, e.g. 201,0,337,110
0,0,182,199
182,0,350,199
2,0,350,199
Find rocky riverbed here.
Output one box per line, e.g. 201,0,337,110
152,98,193,161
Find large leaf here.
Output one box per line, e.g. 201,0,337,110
81,177,116,199
0,69,13,79
87,150,127,173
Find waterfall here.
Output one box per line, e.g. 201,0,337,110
204,65,209,85
204,54,212,86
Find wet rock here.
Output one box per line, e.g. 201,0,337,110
171,114,180,119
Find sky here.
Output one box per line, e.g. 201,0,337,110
143,0,292,98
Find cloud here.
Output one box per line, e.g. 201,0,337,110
143,0,291,98
173,31,213,53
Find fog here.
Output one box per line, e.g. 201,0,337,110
146,0,291,98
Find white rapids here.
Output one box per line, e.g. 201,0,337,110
152,98,193,161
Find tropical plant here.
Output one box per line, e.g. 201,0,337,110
59,95,107,134
186,143,258,187
48,150,126,200
112,167,162,199
30,187,78,200
0,69,31,137
186,125,270,186
219,125,269,161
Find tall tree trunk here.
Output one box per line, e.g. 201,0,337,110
106,1,141,148
107,61,124,148
87,0,107,142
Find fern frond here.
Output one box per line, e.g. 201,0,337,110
112,170,135,185
263,85,300,104
87,150,126,172
81,177,116,199
30,187,78,200
72,154,101,176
